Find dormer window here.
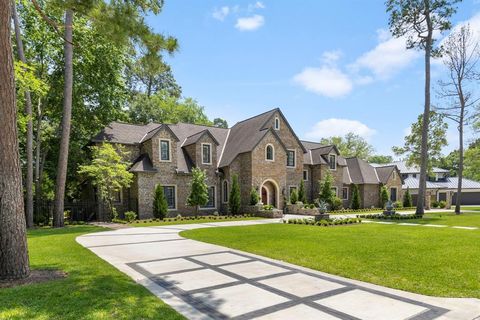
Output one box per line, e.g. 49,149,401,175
202,143,212,164
329,154,336,170
160,139,171,162
266,144,274,161
274,117,280,130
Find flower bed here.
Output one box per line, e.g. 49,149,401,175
284,217,361,227
356,213,421,220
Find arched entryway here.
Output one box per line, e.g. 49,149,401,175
260,179,279,208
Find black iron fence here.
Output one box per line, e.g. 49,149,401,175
34,200,98,224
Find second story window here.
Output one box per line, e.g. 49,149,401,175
202,143,212,164
303,170,308,181
274,117,280,130
160,139,170,161
266,144,274,161
329,154,336,170
287,150,295,167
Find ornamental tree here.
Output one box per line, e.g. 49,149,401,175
403,187,413,208
380,186,390,209
186,168,209,217
153,184,168,219
298,180,306,204
229,174,241,214
351,184,361,210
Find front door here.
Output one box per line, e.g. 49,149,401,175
390,188,397,202
261,187,267,204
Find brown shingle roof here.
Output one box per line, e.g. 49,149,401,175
375,166,395,184
129,154,157,173
91,122,159,145
346,157,380,184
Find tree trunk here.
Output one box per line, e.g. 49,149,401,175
53,9,74,228
416,2,432,216
0,0,30,280
12,1,34,228
455,86,466,215
34,98,44,221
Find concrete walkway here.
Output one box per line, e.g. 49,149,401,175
77,220,480,320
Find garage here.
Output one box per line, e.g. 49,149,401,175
452,192,480,205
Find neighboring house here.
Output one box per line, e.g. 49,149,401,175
90,108,402,219
373,161,480,206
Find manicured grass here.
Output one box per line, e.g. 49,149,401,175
129,216,263,227
462,206,480,212
0,226,184,320
182,223,480,298
415,211,480,227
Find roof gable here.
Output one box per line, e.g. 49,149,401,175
260,109,307,153
141,124,180,143
346,157,380,184
182,129,220,147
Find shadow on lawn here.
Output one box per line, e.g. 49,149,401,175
27,225,107,238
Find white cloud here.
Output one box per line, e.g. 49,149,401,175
293,66,353,98
321,50,342,65
305,119,377,140
352,29,420,79
235,15,265,31
248,1,265,10
212,6,230,21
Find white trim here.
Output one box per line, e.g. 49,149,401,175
260,179,280,208
342,187,349,200
222,180,229,204
217,128,230,166
156,184,177,211
265,144,275,161
373,167,380,183
345,167,353,184
274,116,280,130
303,169,309,181
286,149,296,168
329,154,337,171
159,139,172,162
201,143,213,165
309,150,313,164
331,186,338,196
200,185,217,210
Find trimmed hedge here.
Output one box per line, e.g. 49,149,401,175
284,217,362,227
356,213,421,220
131,214,256,224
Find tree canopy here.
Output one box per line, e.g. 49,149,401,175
320,132,374,159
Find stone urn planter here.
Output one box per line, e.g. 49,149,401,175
383,200,396,216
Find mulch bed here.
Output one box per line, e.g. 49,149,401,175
0,270,67,289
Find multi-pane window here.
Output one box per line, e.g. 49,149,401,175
303,170,308,181
329,154,336,170
287,150,295,167
223,181,228,203
342,187,348,200
266,145,274,161
202,143,212,164
201,186,215,208
163,186,176,209
160,140,170,161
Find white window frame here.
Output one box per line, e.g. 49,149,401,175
156,184,177,211
390,187,398,202
342,187,349,200
200,186,216,210
274,116,280,130
222,180,229,204
201,143,212,165
303,170,309,181
286,149,296,168
331,186,338,197
265,144,275,161
159,139,172,162
329,154,337,170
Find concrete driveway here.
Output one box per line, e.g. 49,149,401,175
77,219,480,320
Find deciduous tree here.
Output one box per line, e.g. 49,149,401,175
320,133,374,159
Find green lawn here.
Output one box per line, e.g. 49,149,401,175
415,211,480,227
0,226,184,320
182,223,480,299
462,206,480,212
129,216,263,227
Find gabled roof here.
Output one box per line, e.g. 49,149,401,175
129,154,157,173
182,129,220,147
346,157,380,184
140,124,180,143
375,165,396,184
91,122,159,145
219,108,301,167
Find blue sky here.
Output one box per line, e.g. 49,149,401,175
147,1,480,157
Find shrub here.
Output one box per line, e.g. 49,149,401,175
124,211,137,223
330,196,343,211
380,186,389,209
439,200,447,209
229,174,241,214
250,187,259,205
319,172,335,206
309,204,315,209
290,189,298,204
432,200,439,208
403,187,413,208
298,180,306,203
153,184,168,219
351,184,361,210
393,201,403,209
263,204,274,210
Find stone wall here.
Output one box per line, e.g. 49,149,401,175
360,184,380,208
